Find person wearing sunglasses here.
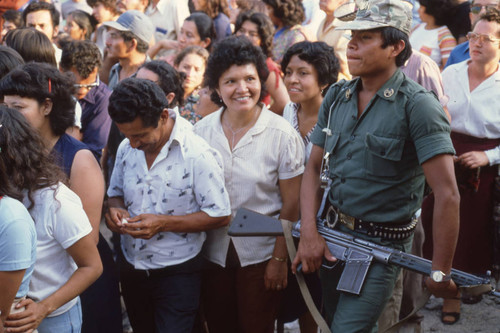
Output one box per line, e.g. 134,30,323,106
446,0,499,67
422,8,500,325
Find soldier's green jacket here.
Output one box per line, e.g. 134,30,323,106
310,69,455,222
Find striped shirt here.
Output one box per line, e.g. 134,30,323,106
410,23,457,68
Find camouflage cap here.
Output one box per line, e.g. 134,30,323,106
336,0,412,36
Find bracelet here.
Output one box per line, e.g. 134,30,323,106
272,256,287,262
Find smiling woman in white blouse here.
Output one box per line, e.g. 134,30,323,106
422,9,500,325
194,35,305,333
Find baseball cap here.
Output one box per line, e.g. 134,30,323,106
103,10,154,44
335,0,412,36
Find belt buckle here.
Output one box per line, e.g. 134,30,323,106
340,213,355,230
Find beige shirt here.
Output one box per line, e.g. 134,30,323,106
193,106,305,267
145,0,189,56
317,17,351,80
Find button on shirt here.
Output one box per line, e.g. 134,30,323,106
310,70,454,222
107,110,231,270
443,60,500,164
194,106,305,267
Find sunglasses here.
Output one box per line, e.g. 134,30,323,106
74,75,100,91
470,4,497,14
467,31,500,44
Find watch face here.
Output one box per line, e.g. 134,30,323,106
432,271,442,282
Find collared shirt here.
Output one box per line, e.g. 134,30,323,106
107,56,149,90
145,0,189,57
443,60,500,164
316,17,351,80
79,82,112,160
193,106,305,267
107,110,230,270
311,70,454,222
445,41,470,68
401,50,445,101
283,102,315,163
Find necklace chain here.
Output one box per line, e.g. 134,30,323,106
222,108,259,150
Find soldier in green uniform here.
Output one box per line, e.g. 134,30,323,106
291,0,461,331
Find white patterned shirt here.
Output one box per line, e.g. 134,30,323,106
194,105,305,267
107,110,231,269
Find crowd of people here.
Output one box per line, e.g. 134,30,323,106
0,0,499,332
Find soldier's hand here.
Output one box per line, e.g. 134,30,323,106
292,228,336,274
425,277,459,299
122,214,164,239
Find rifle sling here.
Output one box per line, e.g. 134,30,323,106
280,219,332,333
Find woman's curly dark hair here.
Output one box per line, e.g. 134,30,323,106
205,35,269,107
140,60,185,108
0,62,76,136
281,41,339,97
262,0,305,27
418,0,456,27
0,106,66,207
235,11,275,58
108,78,168,127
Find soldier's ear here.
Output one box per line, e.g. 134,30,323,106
391,39,406,58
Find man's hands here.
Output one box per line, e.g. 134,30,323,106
121,214,165,240
264,259,288,291
455,151,489,169
104,206,129,234
291,227,336,274
4,299,48,333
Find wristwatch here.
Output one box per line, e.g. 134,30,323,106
430,270,452,283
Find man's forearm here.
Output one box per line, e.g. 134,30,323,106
159,211,229,233
108,196,126,210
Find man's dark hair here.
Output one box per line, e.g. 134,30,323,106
262,0,305,27
108,78,168,127
86,0,119,14
185,12,216,51
380,27,412,67
205,35,269,106
4,28,57,66
140,61,185,107
60,40,102,79
22,1,60,31
120,30,149,53
0,63,76,136
235,10,275,58
0,46,24,79
68,9,97,40
418,0,455,27
281,41,339,97
2,10,24,28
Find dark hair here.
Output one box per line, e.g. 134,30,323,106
4,28,57,66
234,11,275,57
0,63,76,136
262,0,305,27
60,40,102,79
0,46,24,79
174,45,209,68
281,41,339,96
198,0,230,19
379,27,412,67
474,8,500,33
86,0,120,14
205,35,269,106
0,106,66,206
67,10,97,40
140,61,185,107
120,30,149,53
2,9,24,28
418,0,455,27
185,12,216,51
22,1,60,31
109,78,168,127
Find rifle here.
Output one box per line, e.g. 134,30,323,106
228,208,500,298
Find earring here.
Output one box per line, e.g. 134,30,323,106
219,96,223,103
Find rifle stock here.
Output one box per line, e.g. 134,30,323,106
229,208,500,297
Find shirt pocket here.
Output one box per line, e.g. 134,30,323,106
156,178,194,216
325,132,340,173
364,133,404,177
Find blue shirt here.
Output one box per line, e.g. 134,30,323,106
79,82,112,161
445,41,469,68
53,134,89,177
0,196,37,298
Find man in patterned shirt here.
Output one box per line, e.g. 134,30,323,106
105,78,230,333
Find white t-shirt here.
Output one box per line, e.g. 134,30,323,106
24,183,92,317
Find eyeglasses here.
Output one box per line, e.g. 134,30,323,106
74,75,100,91
466,31,500,44
470,4,497,14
